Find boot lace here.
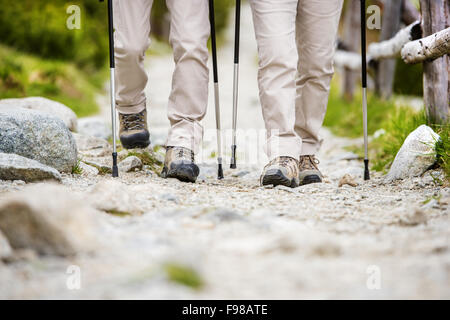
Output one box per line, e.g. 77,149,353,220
121,111,146,131
299,155,320,171
268,156,298,175
172,147,194,162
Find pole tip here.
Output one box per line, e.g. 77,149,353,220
230,145,237,169
364,159,370,181
218,163,224,180
112,152,119,178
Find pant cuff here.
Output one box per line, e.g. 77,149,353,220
116,102,146,115
266,136,302,161
166,120,203,155
300,142,320,156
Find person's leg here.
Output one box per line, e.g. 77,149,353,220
295,0,343,185
113,0,152,148
165,0,210,154
250,0,302,161
295,0,343,155
249,0,302,187
161,0,210,183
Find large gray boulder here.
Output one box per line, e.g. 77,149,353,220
0,184,100,256
386,125,440,182
0,106,77,173
0,97,78,131
0,153,61,182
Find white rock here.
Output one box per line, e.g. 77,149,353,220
119,156,142,173
79,162,99,176
78,117,111,140
0,97,78,131
386,125,439,182
0,184,100,256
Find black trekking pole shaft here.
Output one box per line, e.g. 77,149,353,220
209,0,224,179
230,0,241,169
101,0,118,177
361,0,369,180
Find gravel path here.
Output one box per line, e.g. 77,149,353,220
0,4,448,299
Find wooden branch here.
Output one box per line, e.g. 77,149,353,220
334,50,367,71
401,27,450,64
368,21,421,60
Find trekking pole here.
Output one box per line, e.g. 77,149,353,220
100,0,118,177
209,0,224,179
361,0,370,180
230,0,241,169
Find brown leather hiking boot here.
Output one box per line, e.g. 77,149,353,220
260,156,300,188
161,146,199,183
298,155,322,185
119,110,150,149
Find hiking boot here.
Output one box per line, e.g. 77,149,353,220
119,110,150,149
161,146,199,183
260,156,300,188
298,155,322,185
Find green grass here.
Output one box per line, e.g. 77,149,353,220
164,263,204,289
369,107,428,172
71,159,83,175
325,77,449,182
435,124,450,182
324,78,400,138
346,107,449,182
0,44,104,117
125,150,163,173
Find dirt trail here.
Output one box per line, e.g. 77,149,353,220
0,4,448,299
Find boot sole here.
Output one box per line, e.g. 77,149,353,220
162,163,199,183
262,169,299,188
120,139,150,150
301,174,322,185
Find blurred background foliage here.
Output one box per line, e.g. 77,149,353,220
0,0,233,116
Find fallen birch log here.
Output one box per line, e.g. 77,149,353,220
368,21,421,60
334,50,366,71
401,27,450,64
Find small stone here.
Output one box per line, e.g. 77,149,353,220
399,208,427,226
119,156,143,173
159,193,179,203
208,208,245,223
0,153,61,182
79,162,99,176
276,185,297,193
232,170,250,178
82,160,112,174
338,174,358,187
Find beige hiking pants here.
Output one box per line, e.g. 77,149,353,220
249,0,343,160
113,0,210,153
